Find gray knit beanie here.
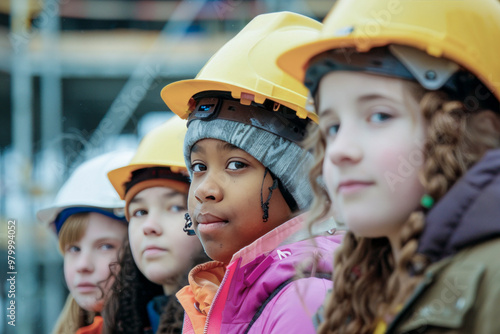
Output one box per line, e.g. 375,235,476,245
184,118,313,211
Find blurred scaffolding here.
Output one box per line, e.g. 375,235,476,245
0,0,331,333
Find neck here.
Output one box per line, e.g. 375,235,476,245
163,286,174,295
162,280,178,295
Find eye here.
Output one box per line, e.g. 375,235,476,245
323,123,340,138
99,244,115,251
66,245,80,253
169,205,187,213
133,209,148,217
191,162,207,173
369,112,392,123
227,161,247,170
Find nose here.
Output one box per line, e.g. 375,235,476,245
142,212,163,236
325,126,363,167
75,250,94,273
193,172,223,203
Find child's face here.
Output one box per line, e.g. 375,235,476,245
128,187,203,291
318,71,426,244
63,212,126,312
188,138,292,264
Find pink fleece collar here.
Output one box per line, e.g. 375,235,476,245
229,213,307,267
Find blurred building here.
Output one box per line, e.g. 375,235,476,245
0,1,331,333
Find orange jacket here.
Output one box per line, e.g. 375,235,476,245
76,315,103,334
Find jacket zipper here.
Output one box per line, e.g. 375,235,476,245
203,266,232,334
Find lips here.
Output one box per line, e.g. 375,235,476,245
195,212,228,234
143,246,168,257
196,212,228,224
337,180,374,195
76,282,97,293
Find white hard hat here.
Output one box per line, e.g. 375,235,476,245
37,150,135,234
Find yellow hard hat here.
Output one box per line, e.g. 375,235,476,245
108,116,188,200
278,0,500,103
161,11,322,122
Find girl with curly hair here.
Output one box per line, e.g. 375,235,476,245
104,117,207,334
278,0,500,333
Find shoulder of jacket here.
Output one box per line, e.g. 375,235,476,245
394,238,500,333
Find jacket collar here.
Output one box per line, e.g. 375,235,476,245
229,213,308,267
187,261,226,316
418,149,500,263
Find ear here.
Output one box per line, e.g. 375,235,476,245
470,110,500,138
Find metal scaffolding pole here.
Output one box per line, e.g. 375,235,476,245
40,0,63,164
40,0,66,332
10,0,32,163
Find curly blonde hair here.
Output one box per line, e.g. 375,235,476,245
309,87,500,334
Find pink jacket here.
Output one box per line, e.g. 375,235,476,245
177,214,343,334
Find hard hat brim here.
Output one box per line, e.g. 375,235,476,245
108,163,187,200
161,78,317,122
37,203,125,230
278,32,500,104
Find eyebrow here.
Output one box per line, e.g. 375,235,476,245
191,142,205,154
219,142,239,152
358,93,400,104
92,237,123,245
319,93,401,117
129,190,185,204
318,107,334,117
191,141,240,154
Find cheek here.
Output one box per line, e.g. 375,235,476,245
63,258,74,286
322,157,338,199
377,143,425,192
165,214,189,239
128,224,142,262
378,146,406,173
176,236,203,263
246,183,264,207
187,188,200,215
96,252,118,279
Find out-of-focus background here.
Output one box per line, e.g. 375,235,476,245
0,1,330,333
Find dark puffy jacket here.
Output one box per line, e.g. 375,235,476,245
387,149,500,333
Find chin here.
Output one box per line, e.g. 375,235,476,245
346,218,384,238
78,299,103,313
204,251,228,263
143,269,169,286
